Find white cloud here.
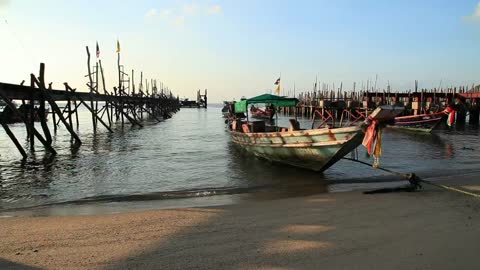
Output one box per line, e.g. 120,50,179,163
0,0,10,14
145,8,158,18
207,4,222,15
172,15,185,27
183,3,198,15
463,2,480,22
160,9,173,18
0,0,9,8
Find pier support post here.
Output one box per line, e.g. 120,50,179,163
36,71,52,146
0,91,57,155
65,83,113,133
1,119,28,159
33,64,82,146
86,46,97,132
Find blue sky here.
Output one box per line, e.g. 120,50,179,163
0,0,480,102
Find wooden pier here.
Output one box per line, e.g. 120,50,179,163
281,82,480,127
0,45,180,160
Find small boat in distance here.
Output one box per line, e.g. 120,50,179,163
229,94,404,172
393,112,444,133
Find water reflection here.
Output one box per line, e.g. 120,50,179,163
226,141,329,198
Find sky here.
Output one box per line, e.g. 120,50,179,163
1,0,480,102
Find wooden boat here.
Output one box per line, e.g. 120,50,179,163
250,105,275,120
230,94,404,172
393,112,444,133
231,124,365,172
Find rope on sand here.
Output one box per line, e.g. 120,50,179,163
342,157,480,199
418,179,480,199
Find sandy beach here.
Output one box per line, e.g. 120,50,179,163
0,178,479,270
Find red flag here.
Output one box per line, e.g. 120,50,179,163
96,42,100,58
274,78,280,85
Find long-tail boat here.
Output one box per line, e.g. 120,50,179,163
229,94,403,172
393,112,444,133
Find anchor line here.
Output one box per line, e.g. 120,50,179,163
342,157,480,199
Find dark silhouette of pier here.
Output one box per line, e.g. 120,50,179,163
0,45,180,160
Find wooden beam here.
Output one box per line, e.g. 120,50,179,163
32,67,82,146
1,120,28,159
64,86,113,133
0,91,57,154
86,46,97,131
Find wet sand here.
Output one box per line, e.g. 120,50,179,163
0,180,479,270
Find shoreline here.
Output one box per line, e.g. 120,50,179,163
1,176,479,269
2,169,480,218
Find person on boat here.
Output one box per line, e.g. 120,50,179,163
266,104,274,112
443,97,465,127
266,104,275,119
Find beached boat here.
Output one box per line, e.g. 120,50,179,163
229,94,403,172
231,125,365,172
393,112,444,133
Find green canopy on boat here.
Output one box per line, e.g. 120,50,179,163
234,94,299,113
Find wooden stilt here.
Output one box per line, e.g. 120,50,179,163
86,46,97,132
33,64,82,146
99,60,111,128
66,85,74,130
65,83,113,133
95,61,99,128
1,120,28,159
21,99,30,137
0,91,57,155
56,101,81,126
38,92,53,145
29,79,35,150
73,100,79,128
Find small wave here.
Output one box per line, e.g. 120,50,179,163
0,185,274,211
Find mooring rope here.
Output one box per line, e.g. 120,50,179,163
342,157,480,199
418,179,480,199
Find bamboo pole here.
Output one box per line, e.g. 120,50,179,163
86,46,97,131
99,60,111,127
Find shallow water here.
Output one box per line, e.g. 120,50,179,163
0,104,479,212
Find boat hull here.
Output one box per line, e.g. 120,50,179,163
393,113,444,133
231,126,363,172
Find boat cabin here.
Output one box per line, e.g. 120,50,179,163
230,94,300,133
